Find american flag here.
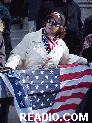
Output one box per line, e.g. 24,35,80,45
0,63,92,123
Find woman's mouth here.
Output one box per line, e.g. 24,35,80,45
48,27,52,30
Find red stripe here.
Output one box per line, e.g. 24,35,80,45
47,104,78,115
59,82,92,92
52,45,53,50
55,40,58,44
55,92,85,103
46,36,59,45
60,69,92,82
59,64,80,68
46,36,55,45
47,41,51,53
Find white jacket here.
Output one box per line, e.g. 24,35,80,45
5,28,87,70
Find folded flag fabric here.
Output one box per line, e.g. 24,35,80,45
0,63,92,123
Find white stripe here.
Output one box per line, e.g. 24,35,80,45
56,87,88,99
52,98,82,109
60,75,92,89
60,63,92,75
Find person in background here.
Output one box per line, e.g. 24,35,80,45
0,0,12,61
79,34,92,63
9,0,24,29
83,14,92,38
23,0,42,32
5,12,88,71
36,0,84,55
82,14,92,64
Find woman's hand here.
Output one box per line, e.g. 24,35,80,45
0,67,14,75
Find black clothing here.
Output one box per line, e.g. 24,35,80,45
82,47,92,62
9,0,24,29
3,35,12,60
36,0,84,55
0,98,9,123
9,0,25,19
83,15,92,38
0,97,14,123
24,0,42,21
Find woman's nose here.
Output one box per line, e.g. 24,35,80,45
49,22,53,26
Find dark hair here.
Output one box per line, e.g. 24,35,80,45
0,0,4,2
56,25,66,39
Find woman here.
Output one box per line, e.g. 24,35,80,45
5,12,87,70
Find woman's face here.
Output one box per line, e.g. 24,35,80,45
45,17,60,37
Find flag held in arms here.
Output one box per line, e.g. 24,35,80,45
0,63,92,123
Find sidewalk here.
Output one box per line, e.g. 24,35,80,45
8,105,20,123
0,104,20,123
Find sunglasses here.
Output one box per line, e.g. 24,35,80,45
47,19,60,26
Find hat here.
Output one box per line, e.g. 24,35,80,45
46,12,65,26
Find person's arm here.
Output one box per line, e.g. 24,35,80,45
73,1,83,30
83,17,90,38
5,33,31,70
74,1,84,43
60,42,87,65
45,39,87,67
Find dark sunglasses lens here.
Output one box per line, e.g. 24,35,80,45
47,19,51,23
47,19,59,26
52,21,57,26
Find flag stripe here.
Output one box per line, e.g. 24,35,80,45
56,86,88,99
60,69,92,82
60,65,89,75
51,98,82,109
55,92,86,103
59,82,91,92
47,103,78,114
59,64,80,68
